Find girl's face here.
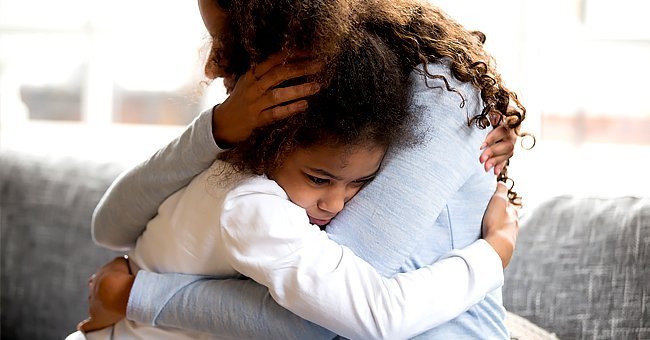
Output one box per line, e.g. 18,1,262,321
270,144,385,227
198,0,229,78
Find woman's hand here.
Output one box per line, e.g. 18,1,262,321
482,182,519,268
479,125,518,175
212,53,322,146
77,256,135,333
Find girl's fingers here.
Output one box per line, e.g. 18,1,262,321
488,139,514,158
481,125,509,150
260,100,309,124
258,81,320,110
494,163,504,176
489,155,510,174
480,137,514,163
484,153,510,173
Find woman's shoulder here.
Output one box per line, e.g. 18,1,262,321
410,61,477,95
408,61,483,121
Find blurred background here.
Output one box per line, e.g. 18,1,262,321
1,0,649,209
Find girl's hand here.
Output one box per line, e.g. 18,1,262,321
212,53,322,145
479,125,518,175
482,182,519,268
77,256,135,333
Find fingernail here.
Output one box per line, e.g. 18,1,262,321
311,84,321,92
480,154,487,163
480,142,487,150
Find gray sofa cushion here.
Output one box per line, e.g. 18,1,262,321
504,196,650,339
0,151,123,340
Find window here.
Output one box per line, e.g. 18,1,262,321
1,0,648,199
436,0,650,200
0,0,226,162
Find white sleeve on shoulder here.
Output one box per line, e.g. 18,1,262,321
220,177,503,340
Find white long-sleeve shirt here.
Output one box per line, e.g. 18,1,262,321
97,159,504,340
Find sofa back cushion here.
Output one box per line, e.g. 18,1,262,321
0,151,123,340
504,196,650,339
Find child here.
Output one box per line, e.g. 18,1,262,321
75,28,515,340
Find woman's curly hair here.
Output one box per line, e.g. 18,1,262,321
218,29,415,176
206,0,532,204
207,0,355,78
352,0,531,204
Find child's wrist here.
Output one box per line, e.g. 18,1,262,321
485,233,515,269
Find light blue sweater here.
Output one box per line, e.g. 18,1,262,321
92,62,507,339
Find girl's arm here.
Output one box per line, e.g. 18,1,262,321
91,108,223,250
214,176,505,339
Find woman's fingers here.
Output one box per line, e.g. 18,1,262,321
260,100,309,124
252,51,313,80
211,54,321,145
256,60,322,95
251,53,291,79
257,81,320,111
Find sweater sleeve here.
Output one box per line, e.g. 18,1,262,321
128,272,337,339
92,108,224,251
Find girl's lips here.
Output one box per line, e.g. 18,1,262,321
308,216,331,226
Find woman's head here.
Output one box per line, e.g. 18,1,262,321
200,0,353,80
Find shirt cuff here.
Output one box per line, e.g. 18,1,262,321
446,239,505,290
127,271,204,326
195,106,226,153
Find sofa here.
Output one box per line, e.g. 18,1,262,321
1,150,648,339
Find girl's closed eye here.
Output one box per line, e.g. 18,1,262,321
352,175,376,187
305,174,329,185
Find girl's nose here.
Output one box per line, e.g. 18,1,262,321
318,189,346,215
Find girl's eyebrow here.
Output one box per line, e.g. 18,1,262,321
307,167,341,180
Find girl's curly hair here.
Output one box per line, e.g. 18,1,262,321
218,29,414,176
206,0,532,204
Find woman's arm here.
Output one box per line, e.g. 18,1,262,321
92,108,223,250
92,56,322,251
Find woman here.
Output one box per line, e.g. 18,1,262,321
80,0,524,338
